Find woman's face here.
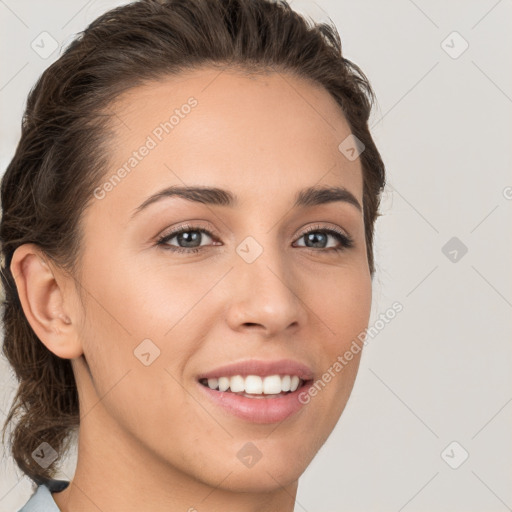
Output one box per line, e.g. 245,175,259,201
69,68,372,492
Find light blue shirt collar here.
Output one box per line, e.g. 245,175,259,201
18,479,69,512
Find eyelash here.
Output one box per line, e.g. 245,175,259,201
156,223,354,254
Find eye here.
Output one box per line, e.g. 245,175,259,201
156,223,354,254
156,224,219,254
294,225,354,252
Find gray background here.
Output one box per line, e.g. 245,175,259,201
1,1,511,511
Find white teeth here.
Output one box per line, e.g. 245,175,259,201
204,374,305,395
218,376,230,392
229,375,245,393
245,375,263,394
262,375,282,394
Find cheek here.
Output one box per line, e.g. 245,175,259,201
80,245,210,345
74,253,214,423
303,266,371,409
309,265,372,349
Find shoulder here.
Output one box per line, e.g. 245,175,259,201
17,479,70,512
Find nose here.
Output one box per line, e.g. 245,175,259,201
224,241,308,337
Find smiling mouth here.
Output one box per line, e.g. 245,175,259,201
198,375,312,399
197,373,314,423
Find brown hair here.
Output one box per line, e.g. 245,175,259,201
0,0,385,484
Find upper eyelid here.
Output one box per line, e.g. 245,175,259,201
159,223,219,240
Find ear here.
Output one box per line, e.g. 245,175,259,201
10,243,83,359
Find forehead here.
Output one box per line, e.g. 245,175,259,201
95,67,363,218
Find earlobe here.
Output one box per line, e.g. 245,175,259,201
10,243,83,359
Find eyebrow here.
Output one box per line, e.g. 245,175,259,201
130,184,362,219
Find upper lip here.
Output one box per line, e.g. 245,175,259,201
197,359,315,381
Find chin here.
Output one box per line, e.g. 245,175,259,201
217,464,304,493
183,446,311,494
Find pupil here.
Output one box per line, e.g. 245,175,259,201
178,231,201,247
306,232,326,248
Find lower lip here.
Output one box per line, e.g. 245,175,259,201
197,380,313,424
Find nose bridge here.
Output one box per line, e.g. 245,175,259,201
225,232,306,335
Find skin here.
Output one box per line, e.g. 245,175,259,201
11,67,372,512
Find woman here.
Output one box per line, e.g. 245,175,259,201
1,0,385,510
